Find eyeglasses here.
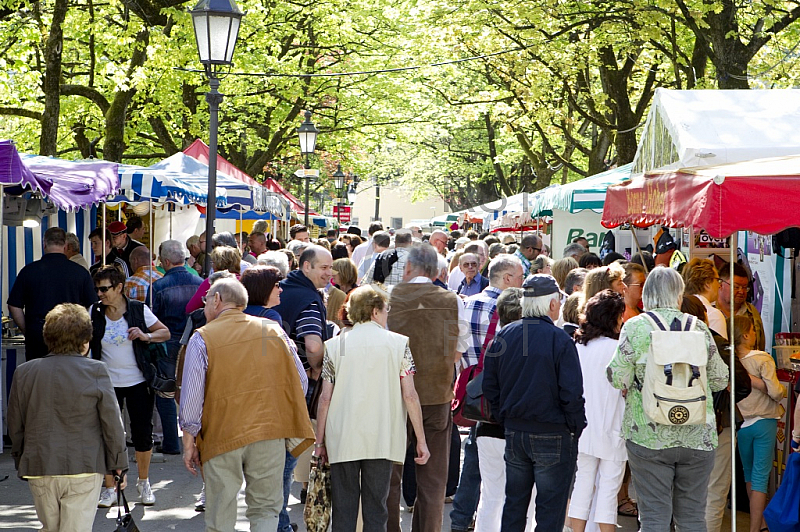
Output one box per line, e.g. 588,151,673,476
627,283,643,287
721,279,749,292
96,285,113,293
527,246,542,252
462,262,479,267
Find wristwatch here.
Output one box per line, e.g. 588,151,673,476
147,333,152,342
314,443,325,448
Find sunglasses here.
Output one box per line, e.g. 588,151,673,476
96,285,113,293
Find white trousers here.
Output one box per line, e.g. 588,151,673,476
567,452,626,526
705,427,733,532
475,436,536,532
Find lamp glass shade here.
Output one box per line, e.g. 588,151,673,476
347,184,357,205
191,0,243,65
297,111,319,154
333,164,345,191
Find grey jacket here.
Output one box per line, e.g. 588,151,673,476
8,353,128,478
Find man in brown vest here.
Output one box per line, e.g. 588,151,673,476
387,244,469,532
179,278,314,532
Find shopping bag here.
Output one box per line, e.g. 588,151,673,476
114,477,140,532
303,456,331,532
764,453,800,531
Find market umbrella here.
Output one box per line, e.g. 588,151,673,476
602,155,800,238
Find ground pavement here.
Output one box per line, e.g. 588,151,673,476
0,440,747,531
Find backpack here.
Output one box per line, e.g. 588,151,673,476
372,249,400,283
637,312,709,426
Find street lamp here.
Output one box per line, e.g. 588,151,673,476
347,184,357,205
333,163,345,224
297,110,319,227
190,0,243,276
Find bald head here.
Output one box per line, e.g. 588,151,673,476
129,246,152,272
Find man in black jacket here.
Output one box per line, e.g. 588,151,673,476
483,274,586,532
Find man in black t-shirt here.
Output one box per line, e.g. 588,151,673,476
7,227,97,359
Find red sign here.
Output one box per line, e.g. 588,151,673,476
333,205,351,223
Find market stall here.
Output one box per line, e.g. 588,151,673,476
602,154,800,510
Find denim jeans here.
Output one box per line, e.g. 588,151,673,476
155,346,180,454
501,429,577,532
626,440,715,532
450,426,481,530
278,450,298,532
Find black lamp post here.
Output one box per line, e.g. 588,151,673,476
333,163,345,224
190,0,242,276
297,111,319,227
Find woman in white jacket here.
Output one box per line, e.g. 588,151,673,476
734,314,786,532
568,289,627,532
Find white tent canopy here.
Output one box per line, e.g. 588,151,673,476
632,88,800,174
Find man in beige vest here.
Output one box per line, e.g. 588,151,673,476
179,278,314,532
387,244,469,532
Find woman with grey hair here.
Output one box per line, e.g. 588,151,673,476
530,255,554,276
257,250,290,277
607,266,729,530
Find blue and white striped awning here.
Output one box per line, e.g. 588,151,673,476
149,153,256,210
117,164,227,207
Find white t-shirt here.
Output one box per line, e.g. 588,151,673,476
91,304,158,388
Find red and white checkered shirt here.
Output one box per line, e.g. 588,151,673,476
125,266,163,302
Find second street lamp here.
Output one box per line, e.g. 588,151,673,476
333,163,345,224
297,111,319,227
190,0,243,276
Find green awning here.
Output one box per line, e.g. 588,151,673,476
532,163,633,216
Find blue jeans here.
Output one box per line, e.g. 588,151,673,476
278,450,298,532
155,346,180,454
502,429,577,532
450,426,481,530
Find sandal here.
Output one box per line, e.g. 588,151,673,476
617,498,638,518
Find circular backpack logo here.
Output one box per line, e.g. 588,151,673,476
668,405,690,425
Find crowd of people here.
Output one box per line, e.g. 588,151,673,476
3,217,787,532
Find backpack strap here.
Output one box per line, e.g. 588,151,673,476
476,310,500,372
643,312,678,385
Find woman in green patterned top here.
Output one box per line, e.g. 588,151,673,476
606,266,728,531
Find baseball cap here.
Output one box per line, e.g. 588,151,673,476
522,274,565,298
108,221,127,235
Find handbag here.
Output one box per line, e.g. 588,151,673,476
114,478,140,532
303,456,331,532
141,341,177,399
452,311,499,427
764,452,800,531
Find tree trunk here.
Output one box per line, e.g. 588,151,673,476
39,0,69,156
103,29,149,161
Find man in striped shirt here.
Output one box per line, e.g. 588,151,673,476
450,253,524,532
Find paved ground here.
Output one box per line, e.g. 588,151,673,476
0,440,748,531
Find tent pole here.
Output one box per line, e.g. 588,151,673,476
729,243,736,532
102,204,107,266
149,198,154,309
630,226,647,273
169,207,173,240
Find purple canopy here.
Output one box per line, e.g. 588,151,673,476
19,153,119,211
0,141,120,210
0,140,39,187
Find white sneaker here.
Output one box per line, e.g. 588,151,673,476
195,485,206,512
137,479,155,506
98,487,117,508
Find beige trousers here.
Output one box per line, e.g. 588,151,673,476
705,427,733,532
204,438,285,532
28,474,104,532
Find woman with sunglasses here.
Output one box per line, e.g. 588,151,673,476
90,266,170,508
